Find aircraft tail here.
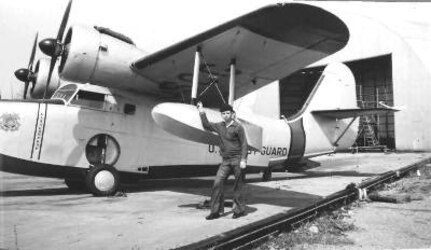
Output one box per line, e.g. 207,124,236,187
305,63,360,150
233,62,398,152
303,62,358,116
234,62,360,151
305,62,397,150
234,63,360,119
305,62,398,117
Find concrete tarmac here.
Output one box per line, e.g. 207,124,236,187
1,152,430,250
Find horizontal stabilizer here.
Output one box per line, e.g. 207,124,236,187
312,107,399,119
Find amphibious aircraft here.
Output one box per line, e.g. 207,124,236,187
0,1,397,196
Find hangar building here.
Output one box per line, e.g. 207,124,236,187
279,1,431,152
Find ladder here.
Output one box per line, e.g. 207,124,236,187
351,86,388,152
360,115,379,147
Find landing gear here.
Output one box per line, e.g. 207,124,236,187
262,168,272,182
85,164,119,196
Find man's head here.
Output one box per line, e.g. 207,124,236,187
219,104,235,123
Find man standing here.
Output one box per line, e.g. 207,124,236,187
197,101,248,220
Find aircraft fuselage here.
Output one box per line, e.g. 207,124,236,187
0,82,358,181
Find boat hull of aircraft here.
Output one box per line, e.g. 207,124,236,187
0,96,357,192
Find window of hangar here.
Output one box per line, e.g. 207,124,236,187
279,54,395,150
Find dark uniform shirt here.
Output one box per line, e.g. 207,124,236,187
200,112,248,161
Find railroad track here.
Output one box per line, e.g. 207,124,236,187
178,158,431,250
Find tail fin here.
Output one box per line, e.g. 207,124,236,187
233,62,357,120
304,62,360,150
307,63,397,150
308,62,399,118
302,62,358,116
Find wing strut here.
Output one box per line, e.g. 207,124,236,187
191,48,201,104
191,49,227,105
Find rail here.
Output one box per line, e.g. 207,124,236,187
178,157,431,250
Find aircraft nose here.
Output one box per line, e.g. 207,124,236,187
0,101,40,160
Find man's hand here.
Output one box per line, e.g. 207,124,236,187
240,160,247,169
197,101,204,113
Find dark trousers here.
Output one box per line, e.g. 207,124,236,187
210,156,245,215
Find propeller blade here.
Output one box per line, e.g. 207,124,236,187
39,0,72,57
43,56,57,99
22,33,39,100
23,82,29,99
41,0,72,100
57,0,72,42
15,32,38,99
28,32,38,71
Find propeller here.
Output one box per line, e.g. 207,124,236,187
14,33,38,99
38,0,72,99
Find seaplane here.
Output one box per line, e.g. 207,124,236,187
0,1,398,196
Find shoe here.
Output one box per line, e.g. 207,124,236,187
205,213,220,220
232,211,246,219
218,208,225,214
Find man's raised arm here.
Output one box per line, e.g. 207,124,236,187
197,101,219,133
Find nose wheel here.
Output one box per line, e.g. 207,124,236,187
85,164,119,196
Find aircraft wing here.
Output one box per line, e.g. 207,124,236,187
312,107,399,119
132,3,349,107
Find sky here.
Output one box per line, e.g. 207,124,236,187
1,0,430,98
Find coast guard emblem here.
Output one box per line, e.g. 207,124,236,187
0,113,21,131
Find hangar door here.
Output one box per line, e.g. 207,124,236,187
346,55,395,149
279,54,395,150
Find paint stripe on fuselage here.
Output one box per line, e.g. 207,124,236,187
31,103,47,160
287,118,306,163
30,103,41,159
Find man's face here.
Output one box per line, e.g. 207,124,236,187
221,111,234,123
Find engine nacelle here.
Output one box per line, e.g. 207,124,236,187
30,58,60,99
59,25,148,89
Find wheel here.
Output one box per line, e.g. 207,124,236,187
262,168,272,182
85,164,119,196
65,179,87,192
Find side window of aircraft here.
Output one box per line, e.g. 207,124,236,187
71,90,105,110
124,103,136,115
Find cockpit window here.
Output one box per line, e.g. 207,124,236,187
70,90,105,110
51,84,78,103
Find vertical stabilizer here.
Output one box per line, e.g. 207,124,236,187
304,62,358,116
302,62,359,152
